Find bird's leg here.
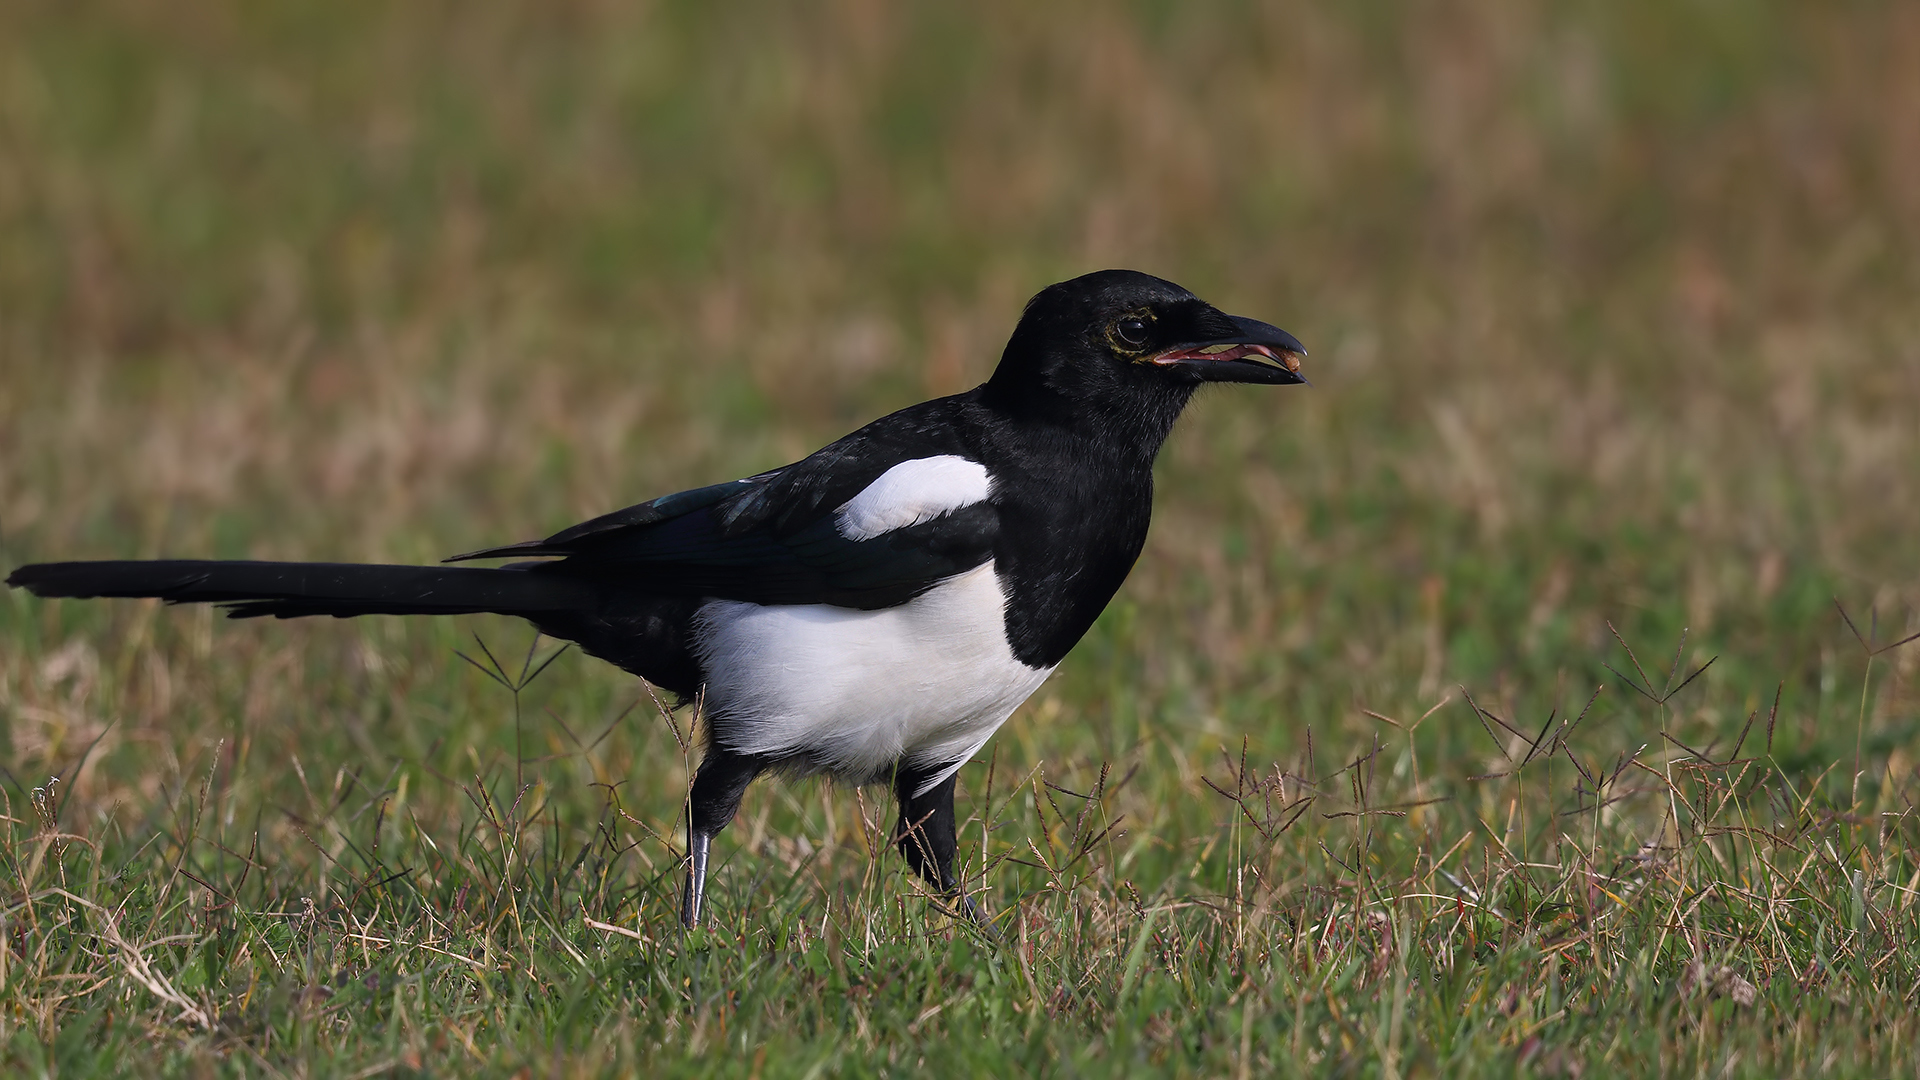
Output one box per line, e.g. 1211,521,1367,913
893,766,991,928
681,746,763,929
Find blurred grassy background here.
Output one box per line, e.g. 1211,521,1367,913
2,0,1918,1074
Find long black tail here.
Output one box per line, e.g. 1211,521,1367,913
6,560,599,620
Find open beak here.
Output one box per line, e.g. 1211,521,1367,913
1149,316,1308,385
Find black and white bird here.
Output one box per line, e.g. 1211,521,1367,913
7,269,1306,928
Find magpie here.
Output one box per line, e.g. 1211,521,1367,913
7,269,1306,928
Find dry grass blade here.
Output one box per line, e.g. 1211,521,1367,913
52,890,213,1031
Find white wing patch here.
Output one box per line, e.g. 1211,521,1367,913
835,456,991,541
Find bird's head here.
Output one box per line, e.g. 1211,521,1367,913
985,270,1306,436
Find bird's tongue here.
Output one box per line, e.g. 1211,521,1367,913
1151,343,1302,372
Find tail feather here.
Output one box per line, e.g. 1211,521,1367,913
6,560,598,620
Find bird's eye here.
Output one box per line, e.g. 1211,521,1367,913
1114,317,1151,348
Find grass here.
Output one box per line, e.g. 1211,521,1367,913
2,0,1919,1075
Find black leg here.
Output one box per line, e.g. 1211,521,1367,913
681,745,763,928
894,767,960,891
894,766,991,927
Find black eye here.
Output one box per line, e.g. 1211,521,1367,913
1114,317,1151,348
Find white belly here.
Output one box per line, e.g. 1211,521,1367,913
691,562,1053,791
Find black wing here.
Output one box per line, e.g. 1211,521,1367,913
449,397,999,610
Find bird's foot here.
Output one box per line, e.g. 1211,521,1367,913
947,889,1004,942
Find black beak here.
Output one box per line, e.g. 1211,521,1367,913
1149,315,1308,385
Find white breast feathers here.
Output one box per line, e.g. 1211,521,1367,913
834,456,992,541
692,562,1053,794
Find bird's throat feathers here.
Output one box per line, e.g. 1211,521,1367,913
982,348,1198,463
